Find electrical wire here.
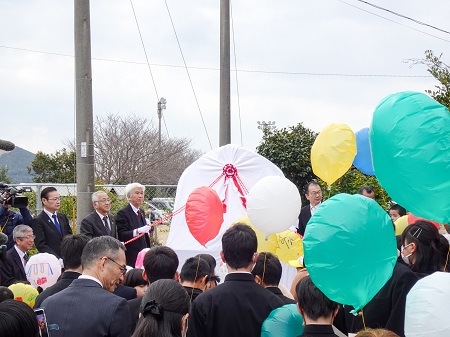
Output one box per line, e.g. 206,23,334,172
163,0,213,149
230,1,243,146
0,45,432,78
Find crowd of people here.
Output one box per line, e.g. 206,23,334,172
0,181,449,337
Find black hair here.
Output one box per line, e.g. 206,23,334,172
401,220,449,274
180,257,210,283
296,276,339,320
0,299,39,337
143,246,179,283
61,234,90,269
303,181,320,195
389,204,407,216
357,185,374,195
222,223,257,269
0,287,14,303
194,254,216,272
40,186,57,200
124,268,148,288
133,279,190,337
251,252,282,286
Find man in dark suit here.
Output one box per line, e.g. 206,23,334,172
297,181,323,236
0,225,34,286
31,187,72,258
188,224,284,337
80,191,117,239
41,236,131,337
252,252,296,305
35,234,90,307
116,183,151,267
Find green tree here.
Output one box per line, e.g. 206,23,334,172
0,166,11,183
256,123,317,202
28,148,76,183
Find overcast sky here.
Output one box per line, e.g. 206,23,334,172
1,0,449,155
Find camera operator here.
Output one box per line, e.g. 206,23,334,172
0,192,33,250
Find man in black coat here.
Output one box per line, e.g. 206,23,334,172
298,181,323,236
188,224,284,337
31,187,72,259
116,183,150,267
80,191,117,239
252,252,296,305
0,225,34,286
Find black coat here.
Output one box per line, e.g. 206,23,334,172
266,286,296,305
32,211,72,258
116,204,150,267
297,205,312,236
188,273,284,337
299,325,339,337
80,211,117,239
34,271,81,308
0,247,29,286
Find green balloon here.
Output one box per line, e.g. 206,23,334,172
370,91,450,223
303,193,397,312
261,304,303,337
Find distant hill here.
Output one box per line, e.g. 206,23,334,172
0,147,35,183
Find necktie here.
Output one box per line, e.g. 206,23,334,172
52,214,62,234
103,216,111,236
23,253,29,264
137,210,143,224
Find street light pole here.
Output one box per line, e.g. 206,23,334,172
157,97,167,147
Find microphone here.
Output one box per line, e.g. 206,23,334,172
0,140,15,152
0,232,8,245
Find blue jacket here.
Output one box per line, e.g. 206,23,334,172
0,206,33,250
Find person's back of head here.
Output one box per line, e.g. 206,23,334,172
180,257,210,286
61,234,90,270
0,286,14,303
81,236,126,270
355,328,400,337
143,246,179,283
296,276,339,323
0,299,39,337
221,223,257,270
251,252,282,287
401,220,449,274
132,279,190,337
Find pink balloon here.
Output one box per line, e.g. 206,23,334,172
185,186,224,246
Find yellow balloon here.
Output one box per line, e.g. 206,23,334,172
394,215,409,235
275,230,304,264
233,216,277,253
8,283,39,308
311,123,357,185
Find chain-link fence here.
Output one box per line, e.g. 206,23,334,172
11,183,177,245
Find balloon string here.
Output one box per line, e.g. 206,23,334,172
190,255,201,302
361,309,366,330
261,253,267,285
445,247,450,272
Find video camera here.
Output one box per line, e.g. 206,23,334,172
0,182,32,208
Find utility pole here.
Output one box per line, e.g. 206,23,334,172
75,0,95,231
219,0,231,146
157,97,167,147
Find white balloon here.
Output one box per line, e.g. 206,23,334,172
405,272,450,337
246,176,301,235
25,253,62,290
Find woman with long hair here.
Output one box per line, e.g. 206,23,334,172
401,220,449,277
132,279,190,337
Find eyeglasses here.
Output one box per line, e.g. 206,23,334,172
46,197,61,202
106,257,127,276
18,235,35,240
308,190,322,196
96,198,111,204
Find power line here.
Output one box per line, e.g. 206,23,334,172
337,0,450,42
355,0,450,35
0,44,432,78
163,0,212,149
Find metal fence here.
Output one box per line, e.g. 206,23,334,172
12,183,177,245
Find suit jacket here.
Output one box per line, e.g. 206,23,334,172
32,211,72,258
116,204,150,267
297,205,312,236
0,247,28,286
127,296,142,333
80,211,117,239
266,286,296,305
299,325,339,337
188,272,284,337
41,278,131,337
34,271,81,308
113,284,137,300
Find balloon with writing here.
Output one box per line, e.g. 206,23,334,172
9,283,39,308
26,253,61,290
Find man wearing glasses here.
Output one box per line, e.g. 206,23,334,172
41,236,131,337
32,187,72,259
80,191,117,239
0,225,34,286
297,181,323,236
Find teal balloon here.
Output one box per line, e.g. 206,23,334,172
261,304,304,337
303,193,397,312
370,91,450,224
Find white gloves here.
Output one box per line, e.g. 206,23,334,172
137,225,152,234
